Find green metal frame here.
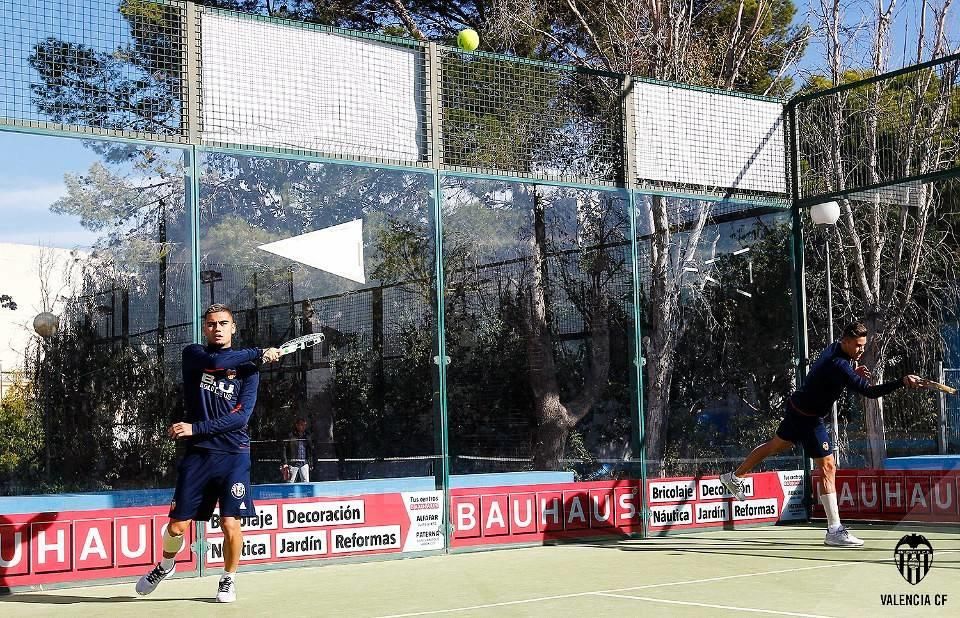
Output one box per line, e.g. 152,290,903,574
627,190,649,538
432,172,453,548
786,100,814,520
197,144,434,175
796,167,960,208
791,51,960,104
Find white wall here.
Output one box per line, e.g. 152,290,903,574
0,243,85,393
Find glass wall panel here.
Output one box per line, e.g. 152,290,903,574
0,130,191,494
441,177,637,479
198,152,438,484
636,196,798,478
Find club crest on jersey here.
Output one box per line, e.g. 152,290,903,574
822,442,829,451
225,369,237,380
231,483,246,499
201,372,235,399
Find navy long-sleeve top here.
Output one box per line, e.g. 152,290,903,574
790,341,903,418
181,344,262,452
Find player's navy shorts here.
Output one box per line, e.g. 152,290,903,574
169,448,255,521
776,403,832,459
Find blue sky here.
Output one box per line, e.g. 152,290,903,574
791,0,960,80
0,131,101,249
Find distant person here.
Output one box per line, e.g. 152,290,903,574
721,321,925,548
283,417,314,483
135,304,280,603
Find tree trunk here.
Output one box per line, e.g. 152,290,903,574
861,314,888,467
532,394,571,469
644,350,674,472
524,188,568,469
522,187,612,469
641,194,716,466
862,396,887,468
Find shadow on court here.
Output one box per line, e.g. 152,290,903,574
575,523,960,569
608,545,960,569
0,595,213,604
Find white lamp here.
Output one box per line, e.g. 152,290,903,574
810,200,841,225
33,312,59,338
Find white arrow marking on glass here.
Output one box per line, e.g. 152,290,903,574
258,218,366,284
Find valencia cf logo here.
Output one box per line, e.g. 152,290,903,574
822,441,830,452
231,482,246,499
894,534,933,585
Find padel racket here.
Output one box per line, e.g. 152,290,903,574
278,332,325,357
921,379,957,395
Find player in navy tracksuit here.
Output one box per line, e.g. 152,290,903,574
721,322,924,547
136,304,280,602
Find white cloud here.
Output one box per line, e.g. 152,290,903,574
0,180,100,248
0,181,67,211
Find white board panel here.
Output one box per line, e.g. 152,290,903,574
201,13,424,161
634,83,786,193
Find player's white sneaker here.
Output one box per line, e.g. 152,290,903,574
824,525,864,548
135,562,175,596
719,472,747,501
216,575,237,603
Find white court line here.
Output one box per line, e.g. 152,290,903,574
372,549,960,618
594,592,837,618
373,591,594,618
372,561,856,618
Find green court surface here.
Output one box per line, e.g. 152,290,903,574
2,523,957,617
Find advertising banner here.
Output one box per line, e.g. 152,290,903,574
646,470,805,532
1,490,443,587
203,491,444,566
812,469,960,523
0,506,197,587
450,480,644,547
449,471,805,548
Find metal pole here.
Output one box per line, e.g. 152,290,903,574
826,235,839,465
938,361,947,455
787,101,813,520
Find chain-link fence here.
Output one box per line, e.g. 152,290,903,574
793,54,960,205
1,0,790,198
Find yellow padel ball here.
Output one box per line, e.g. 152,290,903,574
457,28,479,51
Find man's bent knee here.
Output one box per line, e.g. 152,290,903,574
221,516,242,536
818,455,837,476
167,519,191,536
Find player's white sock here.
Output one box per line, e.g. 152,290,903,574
820,492,841,531
222,571,236,581
731,472,742,481
161,529,185,571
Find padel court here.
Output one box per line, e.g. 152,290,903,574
4,2,960,616
2,523,957,617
